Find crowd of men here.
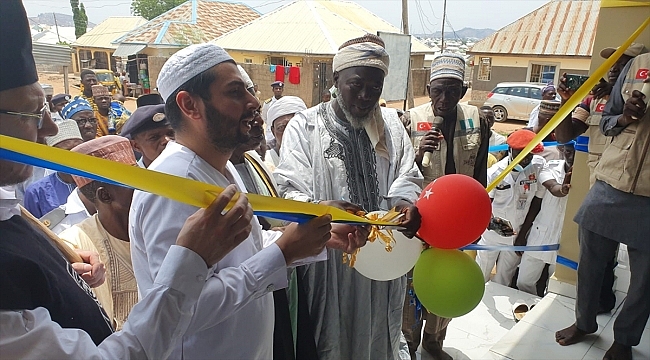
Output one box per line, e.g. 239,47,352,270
1,1,648,360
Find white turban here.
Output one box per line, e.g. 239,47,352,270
332,42,389,75
267,96,307,127
157,43,234,102
237,65,254,90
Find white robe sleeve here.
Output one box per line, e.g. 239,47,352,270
130,194,288,336
0,246,207,360
274,113,315,202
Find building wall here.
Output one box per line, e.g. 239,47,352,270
554,4,650,288
148,56,167,91
469,54,592,104
411,68,429,97
241,59,317,106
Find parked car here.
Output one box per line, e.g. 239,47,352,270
483,82,558,122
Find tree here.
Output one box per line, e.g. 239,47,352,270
70,0,88,39
131,0,185,20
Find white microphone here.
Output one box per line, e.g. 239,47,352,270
422,116,444,168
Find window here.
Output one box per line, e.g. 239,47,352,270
507,87,529,98
529,87,542,99
493,87,508,94
270,57,286,66
244,58,253,64
529,64,556,84
477,57,491,81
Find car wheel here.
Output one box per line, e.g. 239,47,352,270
492,106,508,122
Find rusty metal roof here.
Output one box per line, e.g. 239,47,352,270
211,0,433,56
115,0,259,46
468,0,600,57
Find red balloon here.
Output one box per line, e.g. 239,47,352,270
416,174,492,249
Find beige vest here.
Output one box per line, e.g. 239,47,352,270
595,54,650,197
408,102,482,185
586,96,609,156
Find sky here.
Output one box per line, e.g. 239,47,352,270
23,0,549,35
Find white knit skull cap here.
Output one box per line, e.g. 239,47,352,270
157,43,234,102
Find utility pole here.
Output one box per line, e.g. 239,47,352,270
401,0,415,110
440,0,447,52
53,12,61,43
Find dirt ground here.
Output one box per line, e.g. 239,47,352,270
41,71,523,135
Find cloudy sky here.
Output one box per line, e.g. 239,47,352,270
23,0,549,35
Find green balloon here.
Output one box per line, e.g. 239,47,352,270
412,248,485,318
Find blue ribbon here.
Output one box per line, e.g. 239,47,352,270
462,244,560,251
556,255,579,270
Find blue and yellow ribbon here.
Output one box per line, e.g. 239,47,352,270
0,135,395,226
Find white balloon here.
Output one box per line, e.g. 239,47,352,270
354,211,424,281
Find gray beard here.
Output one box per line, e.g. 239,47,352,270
335,95,375,129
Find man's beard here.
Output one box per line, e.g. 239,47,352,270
204,102,252,153
336,95,376,129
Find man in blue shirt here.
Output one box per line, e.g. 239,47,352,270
23,119,84,217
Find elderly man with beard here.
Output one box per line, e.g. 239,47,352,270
129,43,349,359
274,34,423,360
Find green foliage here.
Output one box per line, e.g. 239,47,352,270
70,0,88,39
131,0,186,20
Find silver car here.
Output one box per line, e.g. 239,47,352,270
483,82,553,122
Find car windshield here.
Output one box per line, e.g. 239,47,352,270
96,73,114,82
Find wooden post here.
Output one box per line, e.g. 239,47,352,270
63,66,69,94
401,0,415,110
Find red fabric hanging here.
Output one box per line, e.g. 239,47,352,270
289,66,300,84
275,65,285,82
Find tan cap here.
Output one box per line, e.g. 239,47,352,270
600,42,648,59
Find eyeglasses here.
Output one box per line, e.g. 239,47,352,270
74,117,98,126
0,103,49,129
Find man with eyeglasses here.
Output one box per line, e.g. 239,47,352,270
265,96,307,171
62,98,98,142
401,53,490,360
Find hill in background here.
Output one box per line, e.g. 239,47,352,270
29,13,96,28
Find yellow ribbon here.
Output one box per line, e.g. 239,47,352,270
343,209,403,267
486,16,650,192
0,135,397,226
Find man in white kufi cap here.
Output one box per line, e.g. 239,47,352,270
130,43,341,359
400,53,489,360
264,95,307,170
274,34,423,360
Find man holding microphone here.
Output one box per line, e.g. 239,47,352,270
401,53,490,360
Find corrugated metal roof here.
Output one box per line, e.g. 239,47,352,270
32,42,71,66
72,16,147,49
115,0,259,46
468,0,600,57
211,0,433,56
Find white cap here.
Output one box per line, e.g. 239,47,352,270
41,83,54,96
267,96,307,127
237,65,254,90
157,43,234,102
45,119,83,147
